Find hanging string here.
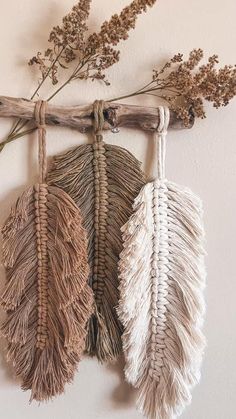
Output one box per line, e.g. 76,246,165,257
93,100,105,143
34,100,47,184
155,106,170,180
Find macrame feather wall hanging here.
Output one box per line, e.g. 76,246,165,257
1,101,94,401
0,0,235,414
47,100,146,362
118,106,206,419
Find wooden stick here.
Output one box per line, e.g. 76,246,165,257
0,95,194,132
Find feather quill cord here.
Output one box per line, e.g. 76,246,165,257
1,101,94,401
117,106,206,419
47,100,146,362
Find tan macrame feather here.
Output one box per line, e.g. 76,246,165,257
1,101,94,401
47,100,146,362
118,107,206,418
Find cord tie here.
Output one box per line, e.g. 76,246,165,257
34,100,47,183
155,106,170,180
93,100,105,142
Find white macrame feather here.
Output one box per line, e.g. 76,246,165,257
117,107,206,419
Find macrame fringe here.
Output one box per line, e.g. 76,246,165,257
47,142,146,362
1,184,93,401
118,178,206,419
1,99,94,401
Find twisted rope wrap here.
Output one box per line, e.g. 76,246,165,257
93,99,105,137
34,100,47,184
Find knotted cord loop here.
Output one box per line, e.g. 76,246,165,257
34,100,47,183
155,106,170,180
93,100,105,142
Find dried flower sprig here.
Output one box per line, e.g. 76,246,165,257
0,0,157,152
83,0,157,84
111,49,236,125
1,2,236,153
29,0,157,90
29,0,92,87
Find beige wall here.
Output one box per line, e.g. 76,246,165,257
0,1,236,418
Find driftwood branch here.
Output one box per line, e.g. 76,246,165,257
0,96,194,132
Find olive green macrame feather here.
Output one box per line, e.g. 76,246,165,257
47,101,146,362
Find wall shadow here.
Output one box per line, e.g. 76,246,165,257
106,355,137,409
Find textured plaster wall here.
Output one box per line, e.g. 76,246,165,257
0,1,235,418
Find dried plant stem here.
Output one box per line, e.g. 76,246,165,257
31,48,66,100
110,82,178,102
47,71,78,102
47,55,92,101
111,90,154,102
0,128,36,152
0,57,93,152
1,49,66,152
